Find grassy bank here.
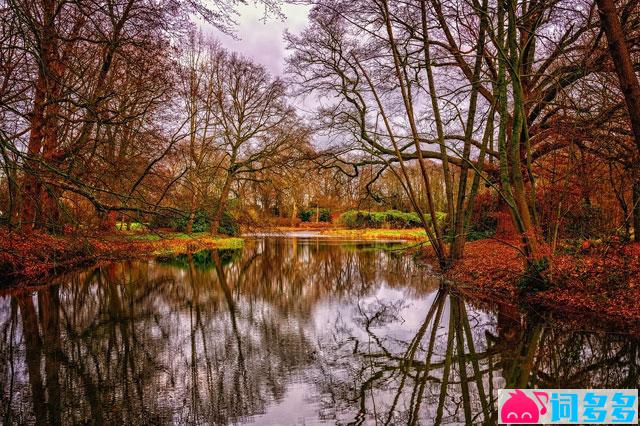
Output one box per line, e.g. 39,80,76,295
0,229,242,284
255,226,428,241
120,232,243,255
320,228,428,240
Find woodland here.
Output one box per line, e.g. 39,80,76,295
1,0,640,317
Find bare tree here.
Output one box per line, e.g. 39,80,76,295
195,46,307,234
595,0,640,240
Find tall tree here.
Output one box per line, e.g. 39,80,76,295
595,0,640,240
201,47,305,234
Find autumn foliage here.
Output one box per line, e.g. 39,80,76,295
423,239,640,326
0,229,240,283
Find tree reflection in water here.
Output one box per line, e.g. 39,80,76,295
0,238,638,425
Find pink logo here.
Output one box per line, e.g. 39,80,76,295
500,389,549,423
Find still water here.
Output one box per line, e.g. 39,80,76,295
0,237,638,425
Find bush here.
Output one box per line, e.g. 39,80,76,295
150,208,239,235
298,209,314,222
339,209,441,229
218,211,239,236
319,208,331,222
115,222,146,231
171,209,209,233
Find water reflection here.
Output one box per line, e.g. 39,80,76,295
0,238,638,425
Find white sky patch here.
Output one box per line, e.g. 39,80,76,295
204,3,311,77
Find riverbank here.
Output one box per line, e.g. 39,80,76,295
419,239,640,327
0,229,242,284
263,226,428,241
1,226,426,284
320,228,427,240
3,228,639,329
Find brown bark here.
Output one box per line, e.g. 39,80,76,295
21,78,46,228
186,211,195,234
21,0,63,230
21,0,55,229
596,0,640,241
210,173,233,235
596,0,640,153
633,175,640,242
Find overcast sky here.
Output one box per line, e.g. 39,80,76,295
208,3,311,76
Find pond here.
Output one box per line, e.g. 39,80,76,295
0,237,638,425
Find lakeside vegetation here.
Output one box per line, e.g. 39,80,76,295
321,228,428,241
0,0,639,323
2,1,640,423
0,228,242,282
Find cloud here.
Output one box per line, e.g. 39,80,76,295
205,3,310,76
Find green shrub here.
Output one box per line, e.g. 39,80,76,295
518,257,551,293
115,222,146,231
319,208,331,222
465,229,494,241
150,208,238,235
218,211,239,236
171,209,209,233
298,209,314,222
339,210,441,229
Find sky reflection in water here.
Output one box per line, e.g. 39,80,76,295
0,237,638,425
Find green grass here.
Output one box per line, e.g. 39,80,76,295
123,231,209,241
115,221,146,231
338,210,446,230
124,233,162,241
322,228,428,240
113,231,244,256
148,234,244,256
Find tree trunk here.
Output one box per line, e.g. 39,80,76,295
186,211,195,234
0,150,18,227
633,175,640,242
210,174,233,235
21,66,47,229
596,0,640,242
381,0,448,266
291,199,298,227
21,0,61,231
449,0,488,260
596,0,640,154
421,0,455,241
186,193,196,234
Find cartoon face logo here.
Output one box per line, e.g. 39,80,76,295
500,389,548,424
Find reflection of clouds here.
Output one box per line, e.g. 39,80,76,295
309,281,640,424
0,238,638,425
